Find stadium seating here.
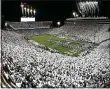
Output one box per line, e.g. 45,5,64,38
1,21,110,88
7,21,52,30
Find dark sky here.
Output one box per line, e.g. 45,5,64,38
1,0,110,22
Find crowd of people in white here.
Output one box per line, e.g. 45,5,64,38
1,21,110,88
48,22,104,43
13,21,109,44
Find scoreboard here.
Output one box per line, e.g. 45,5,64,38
21,17,35,22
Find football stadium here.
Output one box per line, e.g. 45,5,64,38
1,0,110,88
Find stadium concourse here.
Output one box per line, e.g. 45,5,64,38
1,19,110,88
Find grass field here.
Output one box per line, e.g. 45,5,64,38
28,34,86,57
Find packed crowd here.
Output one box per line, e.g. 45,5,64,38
7,21,52,29
1,22,110,88
48,22,104,43
13,21,109,44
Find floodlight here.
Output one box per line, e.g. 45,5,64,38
30,9,32,12
24,7,27,17
24,7,26,10
30,8,33,17
23,3,26,8
33,9,36,14
57,21,60,26
77,1,99,17
20,2,25,17
27,8,29,12
27,8,30,17
20,4,24,8
73,12,76,16
76,14,78,17
20,2,24,7
5,22,7,26
33,9,36,16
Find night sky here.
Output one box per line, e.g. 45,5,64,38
1,0,110,22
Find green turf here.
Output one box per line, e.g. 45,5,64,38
28,34,82,57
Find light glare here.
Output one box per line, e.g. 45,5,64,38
21,17,35,22
57,22,60,25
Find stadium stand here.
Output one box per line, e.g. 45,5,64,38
1,21,110,88
16,21,109,43
7,21,52,30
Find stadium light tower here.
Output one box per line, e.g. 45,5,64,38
33,9,36,17
20,3,35,22
77,0,99,17
24,7,27,17
27,6,30,17
30,7,33,17
20,2,24,17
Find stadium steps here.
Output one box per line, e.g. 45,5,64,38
1,71,18,88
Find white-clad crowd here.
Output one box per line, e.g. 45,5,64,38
14,21,108,44
48,22,104,43
1,22,110,88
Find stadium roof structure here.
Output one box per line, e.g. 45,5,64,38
66,17,110,22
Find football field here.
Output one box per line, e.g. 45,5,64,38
28,34,95,57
